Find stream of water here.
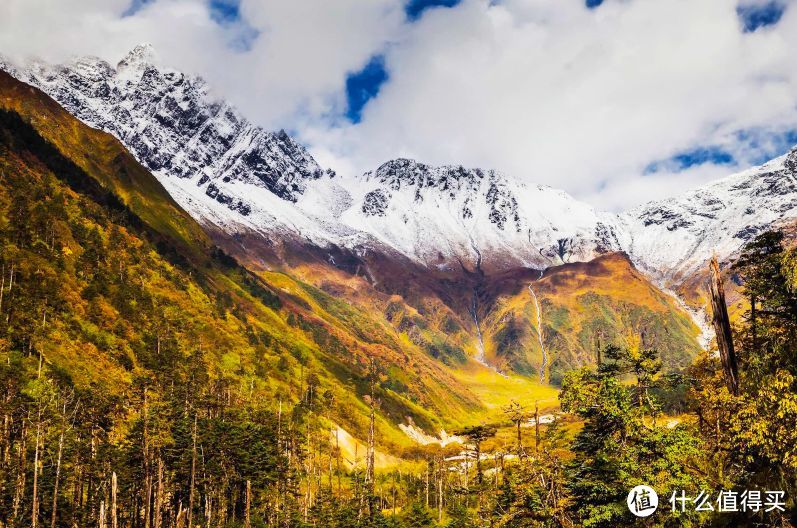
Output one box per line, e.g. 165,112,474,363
528,270,547,383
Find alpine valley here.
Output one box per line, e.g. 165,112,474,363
2,45,797,527
6,45,793,375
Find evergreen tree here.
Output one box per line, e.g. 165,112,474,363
561,346,707,527
446,502,477,528
401,501,435,528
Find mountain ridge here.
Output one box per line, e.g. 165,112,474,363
5,46,794,291
7,46,797,377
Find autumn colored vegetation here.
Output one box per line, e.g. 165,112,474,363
0,71,796,527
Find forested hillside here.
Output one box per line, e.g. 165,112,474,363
1,70,797,528
0,71,504,527
480,253,701,382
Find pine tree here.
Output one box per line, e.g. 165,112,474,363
401,501,435,528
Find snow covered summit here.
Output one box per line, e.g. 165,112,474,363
4,46,797,285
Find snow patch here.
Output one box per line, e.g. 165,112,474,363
399,423,463,447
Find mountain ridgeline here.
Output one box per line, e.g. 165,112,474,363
5,46,797,288
0,47,745,380
2,46,797,527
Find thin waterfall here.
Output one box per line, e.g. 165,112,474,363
528,269,547,383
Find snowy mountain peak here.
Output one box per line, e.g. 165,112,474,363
3,45,324,205
368,158,487,191
115,43,159,83
361,159,526,231
621,147,797,280
117,42,157,69
5,47,797,285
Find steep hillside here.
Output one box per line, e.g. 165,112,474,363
1,50,736,378
0,67,208,260
480,253,701,383
0,70,513,456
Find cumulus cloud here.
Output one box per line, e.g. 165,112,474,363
305,0,797,210
0,0,405,125
2,0,797,210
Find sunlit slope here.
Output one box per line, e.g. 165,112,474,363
482,253,702,383
0,71,208,260
246,251,557,426
0,73,501,456
450,361,559,415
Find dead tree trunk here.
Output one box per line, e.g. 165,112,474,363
437,457,443,523
425,463,430,508
188,415,197,528
143,389,151,528
750,294,757,350
362,362,377,517
32,415,42,528
0,263,5,314
245,480,251,528
12,419,27,525
112,471,118,528
365,388,375,491
51,426,65,528
153,457,164,528
709,257,740,395
335,428,341,494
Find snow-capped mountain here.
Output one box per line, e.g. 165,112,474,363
3,45,797,284
0,46,623,271
335,158,622,271
1,44,328,210
619,150,797,280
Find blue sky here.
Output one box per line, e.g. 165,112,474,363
405,0,462,20
208,0,241,22
645,146,735,175
121,0,154,17
345,56,389,123
644,127,797,175
123,0,250,19
737,1,786,32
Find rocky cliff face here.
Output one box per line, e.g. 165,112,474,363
2,44,328,210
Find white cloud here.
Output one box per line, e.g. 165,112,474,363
303,0,797,209
0,0,404,125
2,0,797,210
584,163,739,213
